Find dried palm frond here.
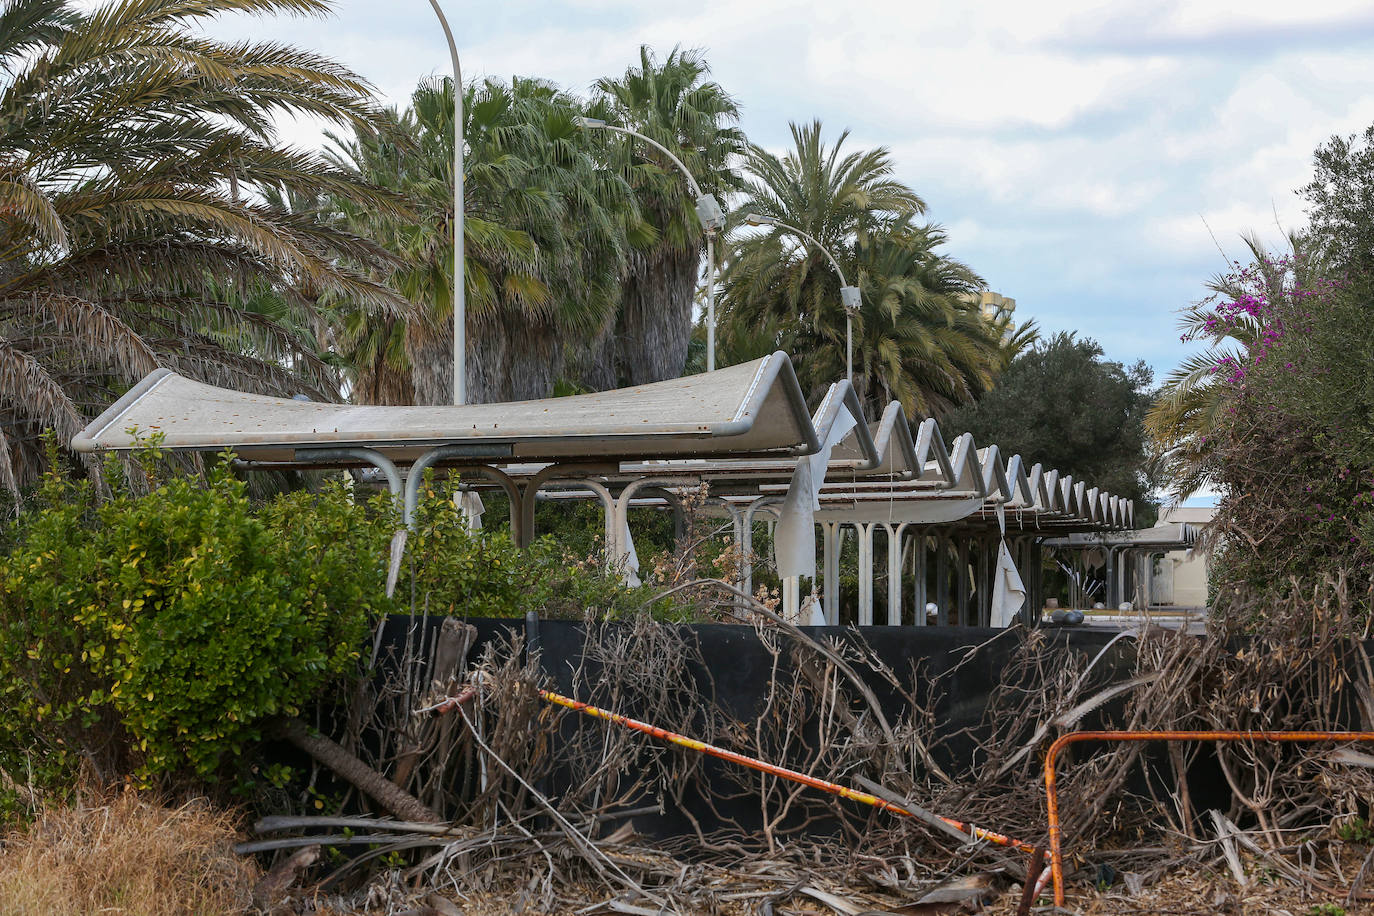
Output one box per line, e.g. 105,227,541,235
0,0,417,493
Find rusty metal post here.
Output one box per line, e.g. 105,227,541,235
1044,730,1374,908
1016,846,1047,916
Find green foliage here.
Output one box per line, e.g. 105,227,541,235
1301,124,1374,275
405,476,674,621
1336,817,1373,844
1147,232,1321,500
328,74,647,405
1201,267,1374,611
717,121,1002,418
0,455,393,785
1169,125,1374,609
943,332,1160,523
588,45,746,388
1305,905,1346,916
0,456,685,807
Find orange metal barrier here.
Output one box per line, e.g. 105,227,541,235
540,688,1037,854
1044,730,1374,907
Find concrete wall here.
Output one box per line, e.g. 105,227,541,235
1152,506,1214,609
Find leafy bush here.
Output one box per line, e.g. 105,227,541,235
942,331,1160,523
0,453,393,788
405,475,676,620
0,454,696,807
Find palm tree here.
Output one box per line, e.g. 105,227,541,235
0,0,407,493
586,45,744,388
329,76,643,404
719,122,1002,416
848,224,1001,416
991,313,1041,370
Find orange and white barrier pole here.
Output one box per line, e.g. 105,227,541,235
539,687,1037,855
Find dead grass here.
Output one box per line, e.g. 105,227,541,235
981,845,1374,916
0,788,257,916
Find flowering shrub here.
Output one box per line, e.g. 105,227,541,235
1180,256,1340,385
1175,251,1374,625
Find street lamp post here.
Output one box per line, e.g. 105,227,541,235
574,116,726,371
426,0,465,405
742,214,861,382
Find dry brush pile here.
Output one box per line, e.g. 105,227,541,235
239,578,1374,915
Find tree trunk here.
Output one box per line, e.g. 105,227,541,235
274,717,442,824
411,311,564,405
613,243,699,386
408,321,454,406
468,314,563,403
574,317,619,392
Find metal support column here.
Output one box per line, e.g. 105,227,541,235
821,521,840,624
976,533,992,627
934,529,949,626
1024,539,1043,627
741,497,782,599
612,477,695,584
295,447,403,504
1104,547,1117,609
398,447,521,537
885,522,906,625
955,534,970,626
912,530,928,626
857,522,875,625
1143,551,1155,610
782,575,800,622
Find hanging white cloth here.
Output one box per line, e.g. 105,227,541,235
385,529,407,598
805,594,828,627
459,490,485,533
621,518,642,588
775,405,857,579
990,504,1026,627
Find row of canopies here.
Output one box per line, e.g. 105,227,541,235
73,352,1137,625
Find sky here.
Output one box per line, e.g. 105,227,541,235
215,0,1374,385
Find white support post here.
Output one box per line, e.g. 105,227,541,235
821,521,839,622
912,530,927,626
741,497,780,600
782,576,800,622
857,522,875,626
884,522,903,625
1143,551,1155,611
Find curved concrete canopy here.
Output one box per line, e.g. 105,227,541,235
72,353,819,464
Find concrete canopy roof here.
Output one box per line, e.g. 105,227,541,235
606,380,885,483
1042,522,1198,550
829,401,919,479
71,355,1137,537
72,353,819,464
741,430,1135,532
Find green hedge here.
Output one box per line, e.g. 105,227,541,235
0,455,391,791
0,452,673,810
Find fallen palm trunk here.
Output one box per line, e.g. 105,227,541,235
538,687,1036,854
273,717,442,824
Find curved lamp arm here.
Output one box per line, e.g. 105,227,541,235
744,212,862,380
574,117,725,231
742,213,860,311
576,116,726,372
